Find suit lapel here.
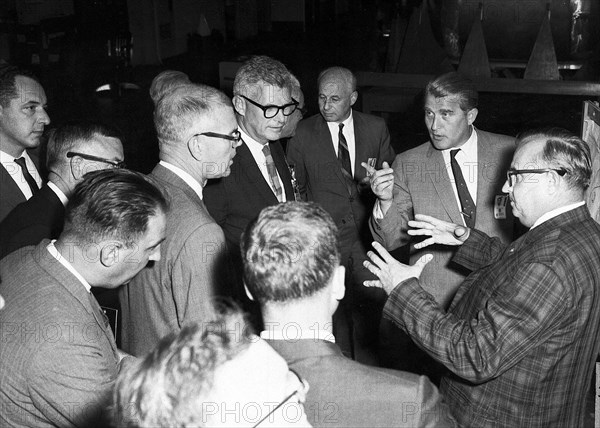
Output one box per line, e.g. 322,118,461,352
315,117,355,195
270,141,295,200
353,112,370,183
152,163,203,206
237,141,279,204
427,145,464,225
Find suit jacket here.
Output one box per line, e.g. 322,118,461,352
287,111,395,269
383,206,600,427
267,338,456,427
0,183,65,259
371,129,515,306
0,150,41,223
204,139,294,249
119,164,227,356
0,240,120,427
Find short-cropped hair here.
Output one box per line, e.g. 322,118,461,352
154,83,232,145
62,169,168,247
149,70,191,105
113,308,252,427
516,127,592,191
233,55,292,98
241,202,340,303
46,120,122,170
317,66,357,93
425,71,478,111
0,64,41,107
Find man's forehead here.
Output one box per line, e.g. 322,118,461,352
14,75,46,103
242,82,290,102
425,94,461,110
513,139,545,165
319,79,350,96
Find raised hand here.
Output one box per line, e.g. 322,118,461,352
407,214,470,249
363,241,433,295
362,161,394,202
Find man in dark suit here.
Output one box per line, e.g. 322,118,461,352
0,169,167,427
364,128,600,426
242,202,455,427
120,83,240,356
0,65,50,222
204,56,298,316
0,121,124,258
287,66,395,361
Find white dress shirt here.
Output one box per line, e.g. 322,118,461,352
531,201,585,229
441,126,479,207
242,129,287,202
326,111,356,176
0,149,42,199
159,160,204,200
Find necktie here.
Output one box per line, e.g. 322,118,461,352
262,144,284,202
14,157,39,196
338,123,352,177
450,149,476,228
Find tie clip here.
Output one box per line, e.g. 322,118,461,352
461,210,472,218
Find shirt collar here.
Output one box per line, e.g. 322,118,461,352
442,125,477,157
47,240,92,293
325,109,354,133
47,181,69,206
159,160,204,200
240,128,267,150
531,201,585,229
260,326,336,343
0,148,27,164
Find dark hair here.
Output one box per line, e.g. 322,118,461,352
516,127,592,190
425,72,478,111
62,169,168,247
46,120,122,170
113,308,252,427
0,65,41,107
241,202,340,303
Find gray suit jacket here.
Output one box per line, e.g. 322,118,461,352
119,164,227,356
0,240,120,427
371,129,515,307
267,338,456,427
0,151,41,222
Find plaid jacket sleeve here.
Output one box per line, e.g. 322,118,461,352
383,232,571,383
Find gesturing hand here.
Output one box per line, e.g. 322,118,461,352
407,214,470,249
363,242,433,295
361,161,394,202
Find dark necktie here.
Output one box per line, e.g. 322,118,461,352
262,144,284,202
14,157,39,196
450,149,476,228
338,123,352,177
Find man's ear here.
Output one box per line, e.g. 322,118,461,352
331,265,346,301
244,282,255,301
187,135,202,161
467,108,478,126
100,242,121,267
70,156,85,180
350,91,358,107
233,95,246,116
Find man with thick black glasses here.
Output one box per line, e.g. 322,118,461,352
0,120,124,258
120,82,240,357
204,55,298,327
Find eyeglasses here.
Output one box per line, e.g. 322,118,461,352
194,130,242,144
66,152,126,169
241,95,298,119
506,168,567,187
252,369,308,428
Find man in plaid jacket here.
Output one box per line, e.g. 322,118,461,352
364,127,600,427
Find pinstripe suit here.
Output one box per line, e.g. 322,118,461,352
0,240,120,427
383,205,600,427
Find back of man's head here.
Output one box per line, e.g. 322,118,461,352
149,70,191,106
154,83,232,150
113,308,253,427
233,55,292,97
46,120,122,171
516,127,592,192
241,202,340,304
61,169,168,249
425,71,478,112
0,65,40,107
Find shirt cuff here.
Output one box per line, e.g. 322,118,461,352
373,199,384,220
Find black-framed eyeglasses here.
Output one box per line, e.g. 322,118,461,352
66,152,126,169
252,369,308,428
506,168,567,187
241,95,298,119
194,130,242,144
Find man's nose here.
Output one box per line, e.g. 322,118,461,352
38,109,50,125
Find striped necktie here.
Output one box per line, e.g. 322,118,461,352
338,123,352,177
262,144,284,202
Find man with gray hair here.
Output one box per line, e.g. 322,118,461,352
120,83,241,356
204,55,299,324
0,120,124,258
148,70,191,107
